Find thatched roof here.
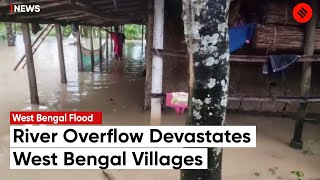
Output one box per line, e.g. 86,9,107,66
0,0,148,26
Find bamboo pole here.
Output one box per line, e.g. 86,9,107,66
141,25,144,52
181,0,230,179
150,0,164,125
5,23,15,46
290,0,318,150
144,0,154,110
105,27,109,61
99,27,103,72
90,26,94,72
21,25,54,69
77,27,84,72
14,24,50,71
228,95,320,103
110,27,114,58
21,23,39,105
55,24,67,84
151,49,187,58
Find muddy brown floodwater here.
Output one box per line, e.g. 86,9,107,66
0,35,319,180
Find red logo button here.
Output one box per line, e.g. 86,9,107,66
293,3,313,23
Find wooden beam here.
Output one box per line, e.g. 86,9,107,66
150,0,164,124
151,49,187,58
21,23,39,105
71,0,113,21
110,27,114,58
55,14,90,20
42,12,82,19
55,24,67,84
105,27,109,61
89,26,94,72
290,0,318,150
99,27,103,72
0,0,56,6
77,28,84,72
228,95,320,103
141,25,144,51
18,11,74,18
144,0,154,110
98,1,143,10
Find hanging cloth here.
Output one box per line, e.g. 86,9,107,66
263,55,300,74
229,23,256,53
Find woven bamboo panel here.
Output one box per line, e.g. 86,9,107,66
254,24,320,50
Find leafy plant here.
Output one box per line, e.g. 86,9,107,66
124,24,144,40
291,170,304,180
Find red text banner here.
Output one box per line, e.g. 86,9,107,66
10,112,102,125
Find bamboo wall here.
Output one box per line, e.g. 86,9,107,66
228,62,320,114
146,61,320,114
144,0,320,115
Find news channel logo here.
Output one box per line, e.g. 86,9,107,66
292,3,313,23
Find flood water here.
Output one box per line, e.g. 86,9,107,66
0,35,319,180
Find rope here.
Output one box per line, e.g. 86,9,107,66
81,42,107,56
266,26,277,55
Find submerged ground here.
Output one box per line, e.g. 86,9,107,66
0,36,319,180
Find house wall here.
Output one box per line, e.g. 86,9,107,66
144,0,320,115
228,62,320,114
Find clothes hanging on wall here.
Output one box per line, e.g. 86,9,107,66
263,55,300,74
229,23,256,53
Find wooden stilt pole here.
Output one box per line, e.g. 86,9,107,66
110,27,114,58
55,24,67,84
290,0,318,149
150,0,164,124
21,23,39,105
181,0,230,179
99,27,103,72
105,27,109,61
90,26,94,72
141,25,144,53
77,27,84,72
144,0,154,110
5,23,15,46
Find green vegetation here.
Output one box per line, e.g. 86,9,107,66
124,24,145,40
291,170,304,180
0,23,6,39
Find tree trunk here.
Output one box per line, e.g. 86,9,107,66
181,0,230,180
89,26,94,72
5,23,15,46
